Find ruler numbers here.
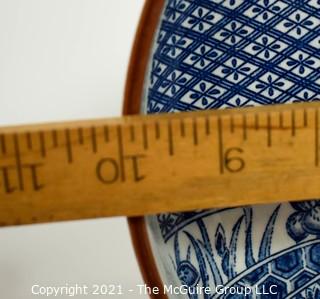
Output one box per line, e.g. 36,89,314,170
1,104,320,196
0,103,320,226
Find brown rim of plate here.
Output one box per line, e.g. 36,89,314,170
123,1,168,298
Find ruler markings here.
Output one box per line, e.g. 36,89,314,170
1,103,320,225
279,111,284,129
65,129,73,163
52,130,58,148
26,132,33,150
155,121,160,139
193,118,198,146
267,113,272,147
78,128,84,145
103,126,110,143
217,116,224,174
0,134,6,154
255,113,259,130
243,114,247,141
142,123,148,150
130,124,135,142
291,109,296,137
168,120,174,156
205,116,211,136
304,108,308,127
180,118,186,137
13,134,24,191
91,127,97,153
39,131,46,157
117,125,125,181
230,115,235,133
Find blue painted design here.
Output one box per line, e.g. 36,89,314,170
143,0,320,298
287,201,320,242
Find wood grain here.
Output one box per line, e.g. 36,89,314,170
0,103,319,227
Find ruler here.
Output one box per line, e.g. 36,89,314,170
0,102,320,227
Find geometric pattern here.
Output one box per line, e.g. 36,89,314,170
220,241,320,299
143,1,320,298
145,0,320,113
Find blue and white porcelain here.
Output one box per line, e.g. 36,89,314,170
141,0,320,298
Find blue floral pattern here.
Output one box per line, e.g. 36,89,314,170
143,0,320,298
287,201,320,242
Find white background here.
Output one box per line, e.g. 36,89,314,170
0,1,149,298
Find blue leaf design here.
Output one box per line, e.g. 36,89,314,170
244,207,256,267
228,215,245,278
197,219,214,256
184,231,210,298
215,224,227,257
222,250,230,277
198,240,223,286
258,205,281,260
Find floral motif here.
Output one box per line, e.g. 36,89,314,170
187,7,216,32
255,74,285,96
219,21,249,44
190,46,219,67
165,0,187,21
284,12,315,36
163,35,187,57
161,72,188,95
159,214,178,236
190,82,222,106
286,200,320,242
251,0,283,20
222,58,251,81
252,36,282,59
286,54,316,75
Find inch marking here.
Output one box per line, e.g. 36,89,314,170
217,117,224,174
267,113,272,147
39,131,46,157
130,125,135,142
65,129,73,163
142,123,148,150
26,132,32,150
180,119,186,137
303,109,308,127
155,121,160,139
230,115,235,133
243,114,247,141
315,108,319,167
255,114,259,130
0,134,6,154
205,116,211,136
91,127,97,153
291,110,296,137
168,120,174,156
117,125,125,181
104,126,109,143
52,130,58,147
279,111,284,129
193,118,198,145
13,134,24,190
78,128,84,145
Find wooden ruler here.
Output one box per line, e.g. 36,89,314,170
0,102,320,227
